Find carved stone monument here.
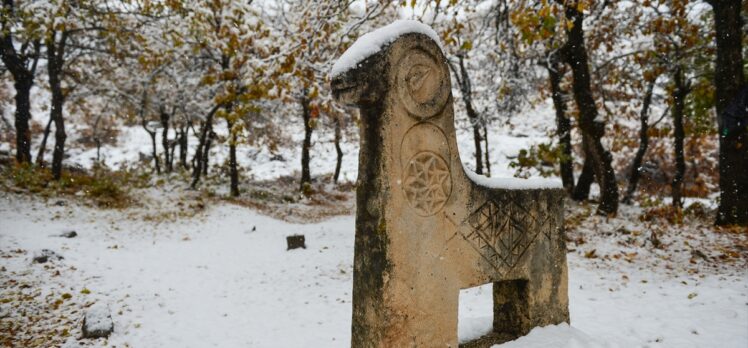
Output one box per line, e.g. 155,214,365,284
331,20,569,348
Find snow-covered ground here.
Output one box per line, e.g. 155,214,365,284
1,80,744,347
1,191,746,348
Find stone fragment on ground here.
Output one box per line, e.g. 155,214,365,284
286,234,306,250
32,249,63,263
82,303,114,339
58,230,77,238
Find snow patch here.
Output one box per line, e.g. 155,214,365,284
463,164,562,190
330,20,443,78
497,323,610,348
458,284,494,343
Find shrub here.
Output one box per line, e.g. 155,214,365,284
509,142,570,178
3,162,133,208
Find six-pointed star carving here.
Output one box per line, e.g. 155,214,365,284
403,152,451,215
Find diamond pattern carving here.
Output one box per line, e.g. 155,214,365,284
460,196,554,274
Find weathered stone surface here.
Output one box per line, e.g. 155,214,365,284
82,303,114,339
331,25,569,348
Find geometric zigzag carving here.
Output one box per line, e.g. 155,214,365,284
459,195,555,275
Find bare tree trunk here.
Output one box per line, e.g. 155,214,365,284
623,77,657,204
160,106,172,173
190,121,205,186
190,118,207,179
191,129,197,170
0,12,40,164
562,4,619,215
191,105,219,189
300,88,313,190
203,128,213,176
194,53,230,188
144,125,160,175
92,114,102,166
11,79,33,163
572,139,595,201
50,88,66,180
178,125,188,170
547,59,575,194
450,55,483,174
96,138,101,164
227,118,239,197
47,30,69,181
470,123,483,175
35,116,53,166
333,114,343,183
708,0,747,225
169,138,176,169
709,0,744,116
483,124,491,177
671,68,690,210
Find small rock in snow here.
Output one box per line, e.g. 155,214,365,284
54,200,67,206
287,235,306,250
59,230,78,238
32,249,63,264
60,338,82,348
82,303,114,339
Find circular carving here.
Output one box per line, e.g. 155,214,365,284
396,49,450,120
402,151,452,216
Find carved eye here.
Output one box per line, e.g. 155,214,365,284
407,64,432,92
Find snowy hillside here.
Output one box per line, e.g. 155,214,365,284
1,0,746,346
2,82,746,348
1,191,746,348
0,91,745,345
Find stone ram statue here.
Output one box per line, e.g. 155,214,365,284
330,20,569,348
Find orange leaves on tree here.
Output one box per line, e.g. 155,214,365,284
280,54,296,75
310,103,320,120
510,2,561,45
